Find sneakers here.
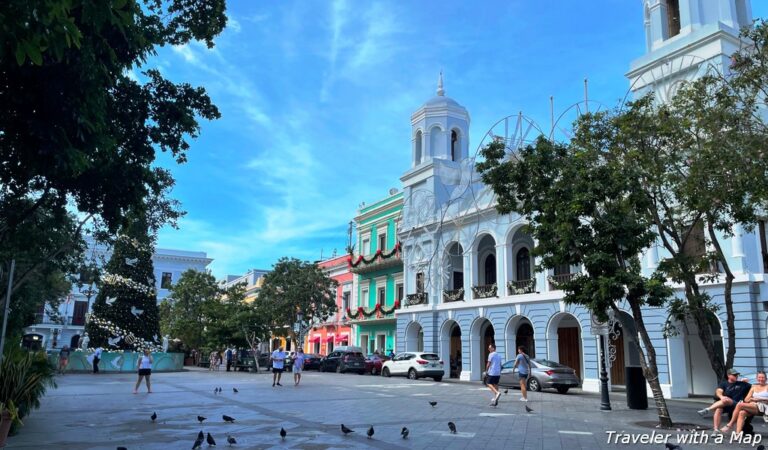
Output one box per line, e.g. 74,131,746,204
520,397,528,402
697,408,711,417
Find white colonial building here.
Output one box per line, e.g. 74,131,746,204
23,238,212,350
396,0,767,398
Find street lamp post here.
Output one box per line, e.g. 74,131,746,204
598,334,612,411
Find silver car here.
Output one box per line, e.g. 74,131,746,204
484,358,580,394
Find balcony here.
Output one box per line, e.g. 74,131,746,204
548,273,577,290
405,292,428,306
31,315,80,326
471,284,497,299
508,279,536,296
348,244,403,275
442,288,464,303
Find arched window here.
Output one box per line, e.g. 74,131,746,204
484,254,497,285
414,130,423,164
451,130,458,161
735,0,748,29
665,0,680,38
516,248,531,281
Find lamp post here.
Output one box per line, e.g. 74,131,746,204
295,311,304,353
591,312,612,411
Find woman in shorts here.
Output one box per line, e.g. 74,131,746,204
133,349,153,394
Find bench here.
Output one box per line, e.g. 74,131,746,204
235,357,256,372
197,355,210,368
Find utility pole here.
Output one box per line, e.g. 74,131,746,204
0,259,17,365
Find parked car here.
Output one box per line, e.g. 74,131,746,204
482,358,580,394
381,352,444,381
320,348,366,374
302,354,324,370
364,354,390,375
257,352,271,370
284,351,296,372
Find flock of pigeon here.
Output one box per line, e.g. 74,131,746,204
113,386,535,449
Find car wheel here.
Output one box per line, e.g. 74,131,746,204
382,368,391,377
408,369,417,380
433,376,442,382
556,386,570,394
527,377,542,392
336,364,343,374
358,370,365,375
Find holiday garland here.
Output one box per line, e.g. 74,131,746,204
89,315,162,351
102,272,156,296
346,300,401,319
347,242,401,268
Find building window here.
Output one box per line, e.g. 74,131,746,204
361,289,369,307
342,292,350,312
362,238,370,255
378,287,386,305
681,221,706,261
161,272,173,289
376,334,386,353
484,254,497,285
451,130,458,161
516,248,531,281
665,0,680,38
416,272,425,293
760,220,768,273
396,283,404,301
415,130,423,165
378,233,387,252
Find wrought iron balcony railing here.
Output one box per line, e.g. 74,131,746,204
443,288,464,303
508,279,536,295
406,292,428,306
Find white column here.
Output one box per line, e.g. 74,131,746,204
731,224,746,273
463,251,473,301
495,243,508,297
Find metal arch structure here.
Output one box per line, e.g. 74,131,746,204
474,112,546,162
549,99,610,143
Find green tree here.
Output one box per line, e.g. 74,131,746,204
479,132,675,426
258,258,338,343
85,212,160,350
159,269,220,351
203,284,266,350
0,0,225,243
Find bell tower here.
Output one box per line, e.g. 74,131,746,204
629,0,753,100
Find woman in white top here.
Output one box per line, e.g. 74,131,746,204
133,349,153,394
721,371,768,434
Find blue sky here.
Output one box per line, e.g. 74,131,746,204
150,1,768,278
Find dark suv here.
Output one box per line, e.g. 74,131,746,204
321,348,366,374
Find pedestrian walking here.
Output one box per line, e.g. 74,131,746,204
512,345,531,402
271,346,286,387
92,346,103,374
133,349,153,394
293,348,305,386
485,343,503,406
208,350,216,371
225,346,233,372
58,345,71,375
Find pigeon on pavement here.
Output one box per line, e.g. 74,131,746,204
280,427,286,440
197,431,204,441
448,422,457,434
525,405,533,413
233,388,238,393
151,412,157,422
367,426,374,439
192,434,204,450
401,427,409,439
117,447,127,450
341,424,354,435
503,389,508,394
226,435,236,446
429,401,437,407
222,415,235,423
197,416,207,424
206,433,216,446
664,443,682,450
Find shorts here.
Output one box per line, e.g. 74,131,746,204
519,373,529,380
272,367,284,374
293,366,302,374
59,358,68,365
138,368,152,376
487,375,500,385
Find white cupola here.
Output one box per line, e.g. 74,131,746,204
410,72,470,168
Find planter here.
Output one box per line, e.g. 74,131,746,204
0,410,12,448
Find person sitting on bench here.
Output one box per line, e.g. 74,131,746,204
720,371,768,434
697,369,752,432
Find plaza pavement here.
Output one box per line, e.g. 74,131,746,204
4,367,766,450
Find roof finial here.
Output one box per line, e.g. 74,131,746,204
437,70,444,96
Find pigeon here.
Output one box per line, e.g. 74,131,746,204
227,435,236,446
448,422,457,434
525,405,533,413
130,306,144,317
401,427,409,439
106,296,117,305
198,430,204,441
197,416,207,424
192,434,204,450
151,412,157,422
214,387,218,394
757,446,765,450
664,444,682,450
117,447,128,450
206,433,216,446
223,415,235,423
341,424,354,435
429,401,437,407
280,427,286,440
367,426,374,439
503,389,508,394
125,257,138,266
233,388,238,393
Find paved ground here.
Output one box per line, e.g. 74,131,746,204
5,368,767,449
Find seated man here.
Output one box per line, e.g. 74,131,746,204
697,369,752,432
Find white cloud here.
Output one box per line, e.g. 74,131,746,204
171,44,199,64
227,14,242,33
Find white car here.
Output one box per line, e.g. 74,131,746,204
381,352,444,381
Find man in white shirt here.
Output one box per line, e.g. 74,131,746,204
485,343,503,406
92,347,103,374
271,346,286,387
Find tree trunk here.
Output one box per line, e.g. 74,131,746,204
706,220,736,373
616,301,673,428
